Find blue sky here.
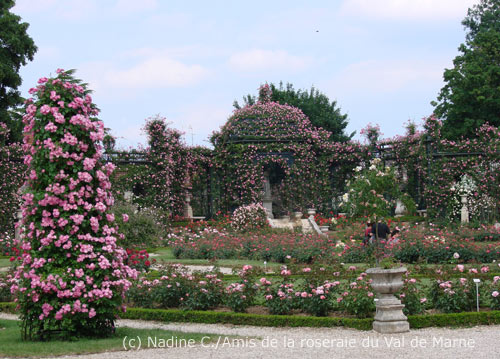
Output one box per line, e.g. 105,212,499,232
13,0,479,148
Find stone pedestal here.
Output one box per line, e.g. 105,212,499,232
307,208,316,216
366,267,410,334
263,197,273,219
293,211,303,221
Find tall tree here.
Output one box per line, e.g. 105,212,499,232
234,82,353,142
432,0,500,139
0,0,37,144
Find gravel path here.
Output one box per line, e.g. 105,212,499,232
1,313,499,359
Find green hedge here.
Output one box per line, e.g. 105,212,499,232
121,308,500,330
408,311,500,328
0,302,16,313
2,302,499,330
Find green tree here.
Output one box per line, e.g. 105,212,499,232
0,0,37,144
234,82,353,142
432,0,500,139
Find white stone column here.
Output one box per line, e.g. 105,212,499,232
460,195,469,223
263,172,273,219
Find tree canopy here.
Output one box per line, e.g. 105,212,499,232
0,0,37,144
234,82,353,142
432,0,500,139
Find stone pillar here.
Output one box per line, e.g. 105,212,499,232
460,195,469,223
183,191,193,219
183,177,193,220
263,172,273,219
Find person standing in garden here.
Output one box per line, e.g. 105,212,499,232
363,221,373,245
372,219,391,244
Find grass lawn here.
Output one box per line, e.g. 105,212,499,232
0,257,12,269
152,247,283,269
150,248,500,273
0,319,219,358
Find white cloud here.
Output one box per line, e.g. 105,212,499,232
339,0,478,21
229,49,312,72
105,57,208,89
329,58,449,94
79,54,209,93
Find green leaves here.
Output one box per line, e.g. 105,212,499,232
433,0,500,140
233,82,352,142
0,0,37,144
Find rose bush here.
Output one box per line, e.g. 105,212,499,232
338,273,375,318
231,203,268,232
12,70,136,340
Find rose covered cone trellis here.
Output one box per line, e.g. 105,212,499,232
11,69,137,340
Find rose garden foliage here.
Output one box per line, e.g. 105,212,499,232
117,263,500,318
12,70,136,340
0,123,26,235
104,109,499,222
3,103,499,235
386,116,500,220
210,85,366,215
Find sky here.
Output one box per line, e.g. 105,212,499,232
12,0,480,149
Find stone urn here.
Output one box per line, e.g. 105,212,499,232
394,199,406,217
366,267,409,333
293,211,303,220
307,208,316,216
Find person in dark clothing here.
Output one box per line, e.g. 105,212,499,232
372,221,391,242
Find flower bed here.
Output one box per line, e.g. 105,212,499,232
119,264,500,319
168,222,500,264
169,230,341,263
